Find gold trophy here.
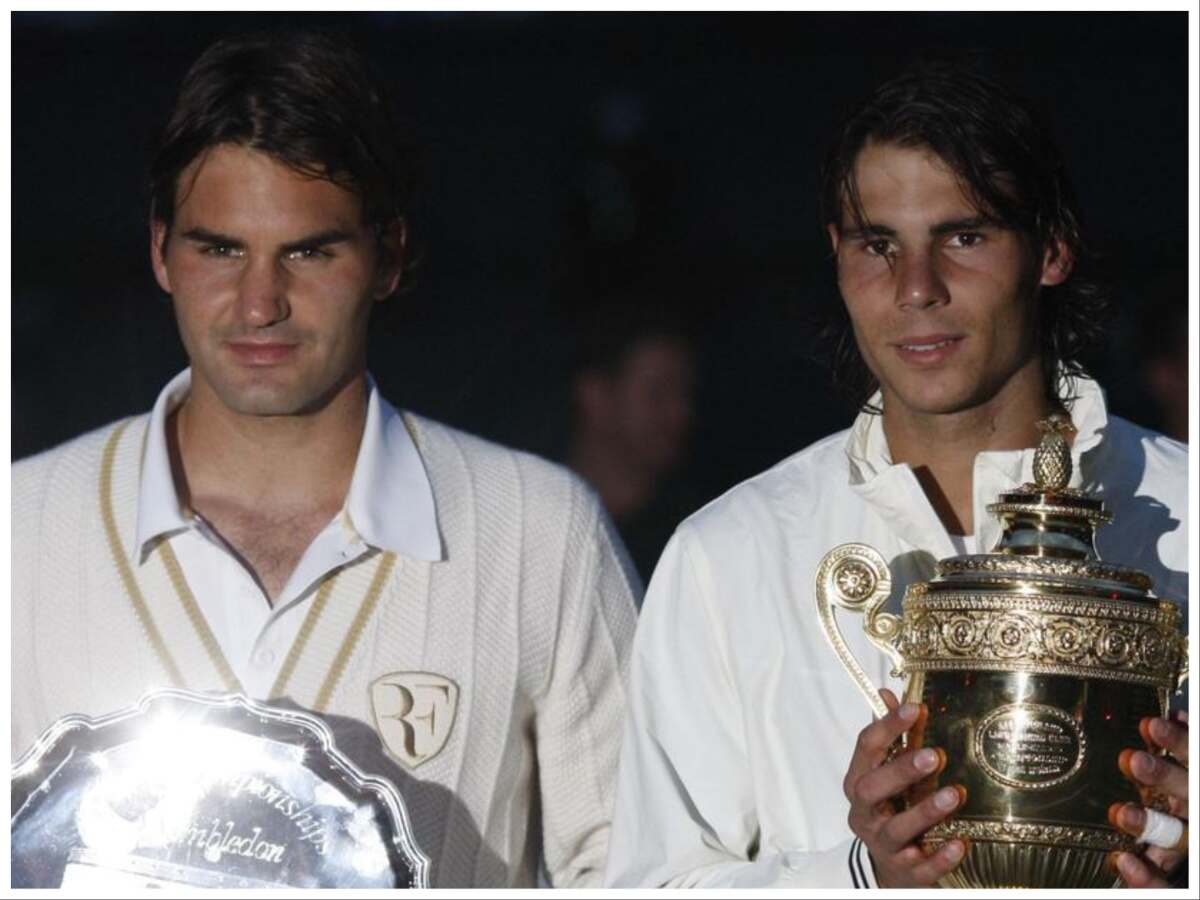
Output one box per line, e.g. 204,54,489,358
816,416,1187,888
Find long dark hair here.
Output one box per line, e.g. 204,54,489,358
148,29,419,291
817,61,1109,412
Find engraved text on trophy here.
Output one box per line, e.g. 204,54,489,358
974,703,1086,790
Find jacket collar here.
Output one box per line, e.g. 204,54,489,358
844,373,1111,555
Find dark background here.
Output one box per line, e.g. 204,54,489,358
11,11,1190,509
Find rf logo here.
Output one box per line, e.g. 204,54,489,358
370,673,459,769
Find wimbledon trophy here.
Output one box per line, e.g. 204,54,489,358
815,416,1187,888
11,690,430,889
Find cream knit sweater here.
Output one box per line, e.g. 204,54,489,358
11,411,639,888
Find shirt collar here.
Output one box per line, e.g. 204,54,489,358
134,369,442,565
843,371,1111,487
844,394,892,486
1061,372,1108,454
345,380,443,561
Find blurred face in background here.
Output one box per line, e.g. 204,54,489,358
828,140,1070,422
578,335,696,474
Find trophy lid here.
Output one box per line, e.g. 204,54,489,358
926,414,1154,600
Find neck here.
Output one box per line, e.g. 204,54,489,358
881,364,1058,535
169,374,369,516
569,432,657,521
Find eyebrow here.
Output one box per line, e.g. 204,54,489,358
840,215,999,241
180,227,244,248
179,227,355,253
280,229,354,254
928,215,996,236
839,223,896,242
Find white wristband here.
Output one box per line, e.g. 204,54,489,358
1138,808,1184,850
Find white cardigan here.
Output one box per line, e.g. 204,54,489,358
11,410,639,888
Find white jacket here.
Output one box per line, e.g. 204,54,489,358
605,376,1188,888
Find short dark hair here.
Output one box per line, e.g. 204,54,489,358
566,268,701,380
818,61,1108,411
148,29,417,286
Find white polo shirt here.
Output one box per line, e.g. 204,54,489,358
132,369,442,697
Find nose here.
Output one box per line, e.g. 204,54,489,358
236,258,290,327
894,251,949,311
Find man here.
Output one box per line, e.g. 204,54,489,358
11,31,638,888
605,64,1188,888
568,290,699,585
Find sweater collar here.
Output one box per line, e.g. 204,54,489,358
134,369,442,565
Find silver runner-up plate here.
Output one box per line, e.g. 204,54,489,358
11,690,430,888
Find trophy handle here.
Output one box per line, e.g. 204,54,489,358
815,543,902,718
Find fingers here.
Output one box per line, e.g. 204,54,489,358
1111,851,1170,888
1143,844,1185,877
1119,748,1189,805
1109,803,1187,851
844,690,968,887
1109,802,1147,838
880,687,899,713
854,746,946,813
1109,718,1189,889
905,839,968,885
865,838,968,888
1140,716,1189,768
843,693,922,795
877,784,966,853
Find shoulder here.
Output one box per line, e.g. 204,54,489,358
399,412,640,664
401,412,610,538
1090,415,1188,494
1115,416,1187,473
11,416,146,579
12,417,144,505
681,427,851,546
1087,415,1189,591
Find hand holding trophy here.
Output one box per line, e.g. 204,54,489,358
1110,713,1189,886
817,417,1188,889
841,689,968,887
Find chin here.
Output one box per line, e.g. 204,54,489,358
212,381,315,417
885,378,983,417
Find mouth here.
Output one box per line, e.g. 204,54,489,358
225,341,299,366
892,334,965,365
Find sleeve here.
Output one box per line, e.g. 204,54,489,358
11,454,51,759
534,493,641,888
604,525,878,889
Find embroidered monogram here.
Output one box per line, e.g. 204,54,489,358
370,673,459,768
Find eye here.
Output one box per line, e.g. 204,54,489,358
201,244,243,259
948,232,984,249
863,238,896,258
285,246,333,262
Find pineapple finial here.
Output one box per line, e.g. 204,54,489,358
1032,413,1074,493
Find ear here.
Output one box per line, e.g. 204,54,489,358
826,222,842,256
1039,239,1074,287
373,218,408,301
150,219,173,294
